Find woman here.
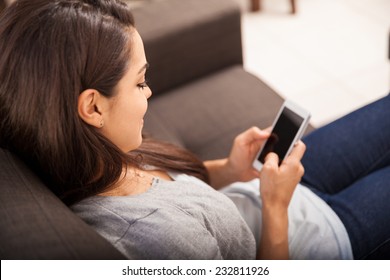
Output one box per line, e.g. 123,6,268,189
0,0,388,259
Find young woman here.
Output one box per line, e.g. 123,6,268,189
0,0,388,259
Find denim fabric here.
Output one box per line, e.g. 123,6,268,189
301,94,390,259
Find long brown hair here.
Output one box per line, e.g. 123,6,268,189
0,0,209,205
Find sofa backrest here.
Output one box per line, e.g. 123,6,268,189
133,0,243,95
0,148,125,259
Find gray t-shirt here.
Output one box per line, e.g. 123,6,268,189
71,175,256,260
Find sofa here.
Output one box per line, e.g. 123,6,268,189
0,0,307,259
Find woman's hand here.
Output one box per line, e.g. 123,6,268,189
257,141,306,260
204,127,270,189
259,141,306,209
227,126,270,182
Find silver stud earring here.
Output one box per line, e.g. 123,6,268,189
99,119,104,128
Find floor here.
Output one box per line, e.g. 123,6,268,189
237,0,390,127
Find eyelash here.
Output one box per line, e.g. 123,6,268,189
137,81,149,90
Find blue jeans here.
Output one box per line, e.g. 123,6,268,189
301,94,390,259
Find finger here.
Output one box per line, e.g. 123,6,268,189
237,127,270,145
263,152,279,169
247,126,270,140
263,126,272,133
288,141,306,161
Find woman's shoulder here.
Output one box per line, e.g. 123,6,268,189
71,194,224,259
70,195,158,244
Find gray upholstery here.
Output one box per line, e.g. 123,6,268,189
134,0,243,95
0,0,300,259
145,66,284,160
0,148,126,259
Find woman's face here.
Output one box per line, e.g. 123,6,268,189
100,29,152,152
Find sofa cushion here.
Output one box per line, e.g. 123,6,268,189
0,148,125,259
144,65,286,160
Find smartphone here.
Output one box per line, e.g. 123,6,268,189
253,100,311,170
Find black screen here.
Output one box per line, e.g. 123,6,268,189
258,107,304,165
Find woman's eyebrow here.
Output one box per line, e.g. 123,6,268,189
138,62,149,74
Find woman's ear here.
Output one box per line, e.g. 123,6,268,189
78,89,105,128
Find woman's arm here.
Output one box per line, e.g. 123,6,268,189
257,142,306,259
203,158,232,190
204,127,270,189
258,205,289,259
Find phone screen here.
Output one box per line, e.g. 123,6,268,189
258,107,304,165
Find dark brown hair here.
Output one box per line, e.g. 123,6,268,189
0,0,209,205
0,0,6,14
